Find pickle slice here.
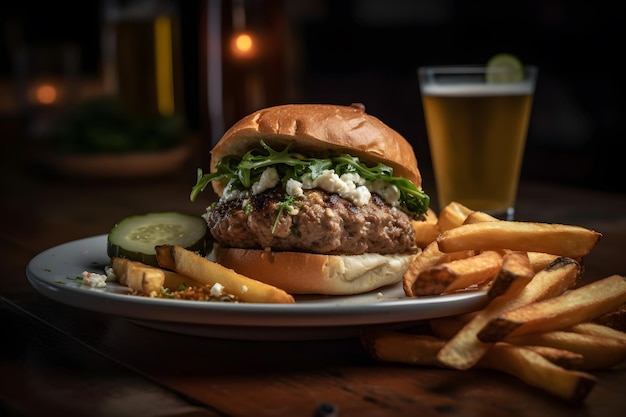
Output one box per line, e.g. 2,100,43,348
107,212,208,266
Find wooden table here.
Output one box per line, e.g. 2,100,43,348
1,155,625,417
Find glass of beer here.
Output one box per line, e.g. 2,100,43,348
418,64,537,220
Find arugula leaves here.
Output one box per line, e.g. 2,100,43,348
272,195,302,233
190,141,430,216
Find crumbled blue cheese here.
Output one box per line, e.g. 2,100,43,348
104,266,116,282
286,178,304,197
292,169,400,208
81,271,108,288
222,167,401,208
251,167,280,195
210,282,225,297
288,170,369,206
369,179,401,207
222,182,248,202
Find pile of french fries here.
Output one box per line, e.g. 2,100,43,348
363,202,626,402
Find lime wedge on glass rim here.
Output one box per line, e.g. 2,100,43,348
486,53,523,83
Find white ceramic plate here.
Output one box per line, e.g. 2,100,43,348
26,235,487,340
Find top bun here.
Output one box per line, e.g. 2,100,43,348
209,103,422,197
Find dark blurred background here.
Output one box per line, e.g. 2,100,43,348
1,0,624,196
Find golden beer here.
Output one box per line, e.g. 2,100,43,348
419,67,536,219
101,4,184,119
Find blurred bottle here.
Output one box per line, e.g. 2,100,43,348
199,0,287,148
101,0,184,120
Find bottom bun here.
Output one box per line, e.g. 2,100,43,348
214,246,419,295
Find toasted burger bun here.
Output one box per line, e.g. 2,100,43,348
209,103,422,197
214,246,419,295
205,103,425,295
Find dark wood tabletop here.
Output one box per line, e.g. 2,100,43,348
1,147,625,417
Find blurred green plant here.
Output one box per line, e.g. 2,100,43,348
49,96,185,154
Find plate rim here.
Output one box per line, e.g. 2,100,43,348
26,234,487,332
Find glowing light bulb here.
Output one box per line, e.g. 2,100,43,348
231,32,257,58
35,84,58,104
235,34,253,52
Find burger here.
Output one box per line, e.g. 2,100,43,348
190,103,430,295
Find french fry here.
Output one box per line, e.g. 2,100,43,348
111,257,165,295
476,279,494,292
361,331,445,367
527,252,560,273
112,256,226,294
478,275,626,342
505,330,626,370
412,208,440,249
437,221,602,258
567,322,626,344
475,343,597,402
521,345,584,369
361,331,596,402
436,257,581,370
487,251,534,300
463,210,499,224
437,201,474,231
594,302,626,332
403,241,473,297
460,210,512,293
162,270,203,291
403,242,447,297
433,250,503,294
155,245,295,304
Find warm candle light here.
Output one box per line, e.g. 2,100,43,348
235,33,252,52
35,83,58,105
231,32,256,58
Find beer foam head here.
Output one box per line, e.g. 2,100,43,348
420,81,535,97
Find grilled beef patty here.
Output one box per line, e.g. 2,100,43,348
206,188,416,255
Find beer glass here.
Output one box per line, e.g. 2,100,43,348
418,64,537,220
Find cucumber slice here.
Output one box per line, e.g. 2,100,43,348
107,212,208,266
